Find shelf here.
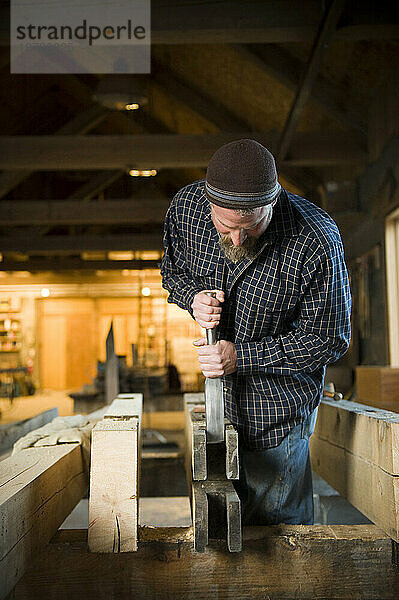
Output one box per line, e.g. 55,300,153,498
0,349,21,353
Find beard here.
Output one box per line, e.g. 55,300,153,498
219,234,259,263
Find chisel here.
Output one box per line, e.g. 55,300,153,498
204,291,224,443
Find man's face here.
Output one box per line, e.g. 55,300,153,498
210,202,275,263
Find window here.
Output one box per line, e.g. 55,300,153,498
385,208,399,366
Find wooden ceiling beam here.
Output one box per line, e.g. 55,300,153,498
277,0,347,161
150,61,247,134
67,171,125,201
0,132,367,170
0,233,162,253
0,199,171,225
236,44,366,137
0,258,160,271
1,1,398,45
150,58,322,197
0,104,107,199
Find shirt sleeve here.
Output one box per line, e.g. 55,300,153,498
235,239,352,375
160,199,202,316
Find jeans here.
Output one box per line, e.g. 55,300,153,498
234,409,318,526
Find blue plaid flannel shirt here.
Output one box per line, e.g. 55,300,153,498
161,180,351,449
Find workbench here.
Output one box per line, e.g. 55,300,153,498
1,395,399,599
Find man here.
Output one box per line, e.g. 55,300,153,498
161,139,351,525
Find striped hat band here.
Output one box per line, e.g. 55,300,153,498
205,180,281,209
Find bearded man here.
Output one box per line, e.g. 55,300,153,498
161,139,351,525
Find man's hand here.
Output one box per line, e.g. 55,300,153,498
193,338,237,378
191,290,225,329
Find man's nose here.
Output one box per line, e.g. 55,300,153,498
230,229,247,246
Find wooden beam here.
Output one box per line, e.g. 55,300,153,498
88,394,143,553
0,258,160,271
67,171,125,201
310,398,399,541
0,444,86,600
151,56,320,196
0,133,367,170
0,105,107,199
10,525,399,599
2,2,398,45
237,44,366,136
0,199,171,226
0,408,58,455
151,60,248,134
184,393,241,553
277,0,347,161
0,233,162,253
184,393,239,482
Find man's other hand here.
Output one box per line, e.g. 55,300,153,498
193,338,237,377
191,290,224,329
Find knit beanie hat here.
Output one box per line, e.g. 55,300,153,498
205,139,281,209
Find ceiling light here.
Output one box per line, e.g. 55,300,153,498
128,168,157,177
136,251,161,260
82,252,107,261
141,287,151,296
94,75,148,111
41,288,50,297
108,251,134,261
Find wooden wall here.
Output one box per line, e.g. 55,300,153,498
344,66,399,368
38,297,202,391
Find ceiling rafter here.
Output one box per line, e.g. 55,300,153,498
1,1,398,45
235,44,366,137
0,258,160,271
0,233,163,253
0,133,367,170
0,104,107,198
67,171,125,201
0,199,171,225
277,0,347,162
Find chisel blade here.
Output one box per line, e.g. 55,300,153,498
205,376,224,443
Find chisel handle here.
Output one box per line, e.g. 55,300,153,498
205,291,218,345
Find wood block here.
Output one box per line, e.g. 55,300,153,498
310,398,399,541
104,393,143,420
311,434,399,541
88,417,140,553
192,482,208,553
225,423,239,480
356,366,399,411
192,479,242,553
313,398,399,474
0,408,58,454
11,525,399,600
0,444,86,600
184,393,239,480
226,489,242,552
139,497,192,528
190,412,207,481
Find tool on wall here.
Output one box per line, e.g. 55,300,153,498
204,291,224,443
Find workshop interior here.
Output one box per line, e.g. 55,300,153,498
0,1,399,598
